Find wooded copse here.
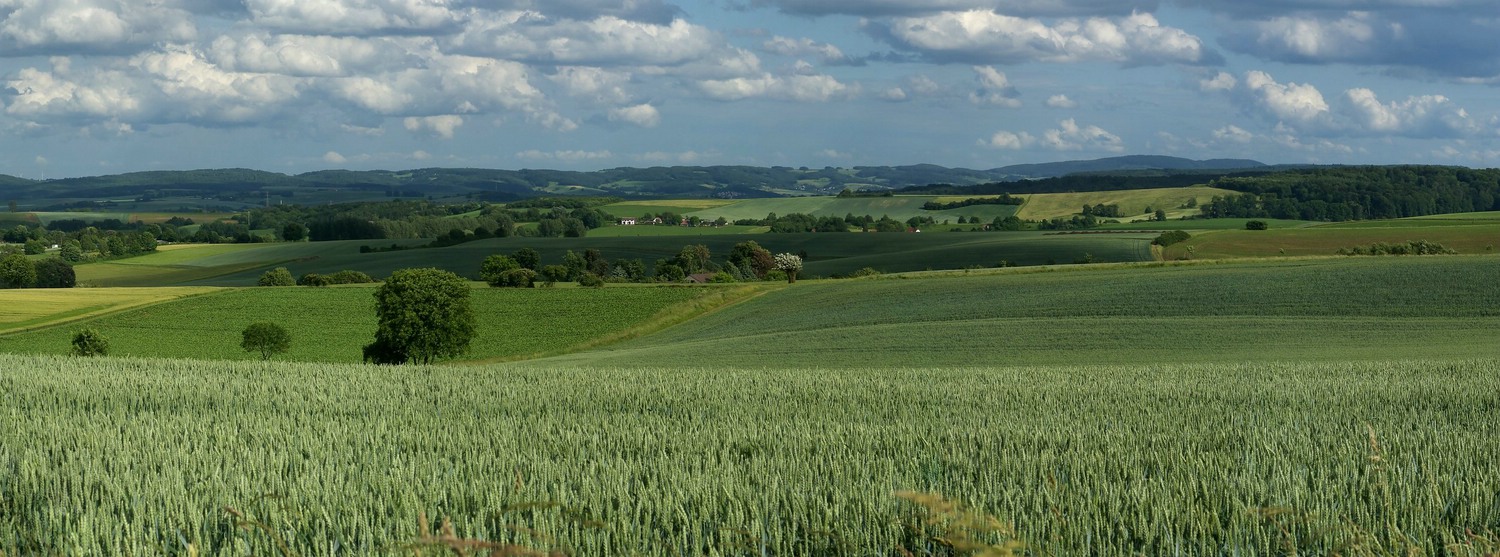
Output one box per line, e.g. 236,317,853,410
1202,166,1500,221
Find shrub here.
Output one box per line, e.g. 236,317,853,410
480,255,521,286
1151,230,1191,247
71,329,109,357
297,273,331,287
325,270,375,284
257,267,295,287
241,322,292,360
495,268,537,288
578,272,606,288
1246,220,1269,231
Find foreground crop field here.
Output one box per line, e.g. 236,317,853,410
0,285,736,363
2,355,1496,555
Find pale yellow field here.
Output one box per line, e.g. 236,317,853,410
1015,186,1236,221
0,287,220,334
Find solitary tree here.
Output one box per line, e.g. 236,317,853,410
257,267,296,286
241,322,291,360
774,253,803,283
366,268,475,365
71,329,109,357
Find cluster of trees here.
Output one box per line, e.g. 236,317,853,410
4,221,161,260
1203,166,1500,221
1336,240,1457,256
921,195,1024,210
257,267,375,287
0,254,75,289
1080,204,1122,218
730,213,946,233
475,241,803,287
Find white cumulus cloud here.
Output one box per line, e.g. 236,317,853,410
608,103,660,127
981,118,1123,152
698,73,855,102
1046,94,1078,108
403,114,463,138
969,66,1020,107
881,10,1213,65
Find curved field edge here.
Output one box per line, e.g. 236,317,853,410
545,255,1500,368
458,283,780,365
2,354,1496,555
0,285,731,364
0,287,221,335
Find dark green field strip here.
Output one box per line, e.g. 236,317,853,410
179,233,1156,286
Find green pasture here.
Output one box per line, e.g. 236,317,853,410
0,284,734,363
547,255,1500,368
3,355,1496,555
1014,186,1234,221
1162,223,1500,259
0,287,217,334
167,232,1154,286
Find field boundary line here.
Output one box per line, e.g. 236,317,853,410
459,284,782,365
0,287,230,337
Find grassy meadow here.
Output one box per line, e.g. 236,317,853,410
1013,186,1234,220
0,287,217,334
679,195,1023,223
0,284,745,363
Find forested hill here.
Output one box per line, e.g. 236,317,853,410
1200,166,1500,221
0,156,1262,209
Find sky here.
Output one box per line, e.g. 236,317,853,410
1,0,1499,178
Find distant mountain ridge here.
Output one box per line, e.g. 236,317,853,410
0,156,1270,209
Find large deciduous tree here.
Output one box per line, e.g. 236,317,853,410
366,268,475,365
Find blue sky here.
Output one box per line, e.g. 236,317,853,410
2,0,1498,178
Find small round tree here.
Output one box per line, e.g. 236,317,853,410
241,322,292,360
773,253,803,284
366,268,475,365
71,329,109,357
257,267,296,286
0,253,37,289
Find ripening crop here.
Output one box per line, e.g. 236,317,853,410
2,354,1497,555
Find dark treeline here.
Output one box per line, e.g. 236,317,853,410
1201,166,1500,221
921,194,1024,210
902,171,1267,196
